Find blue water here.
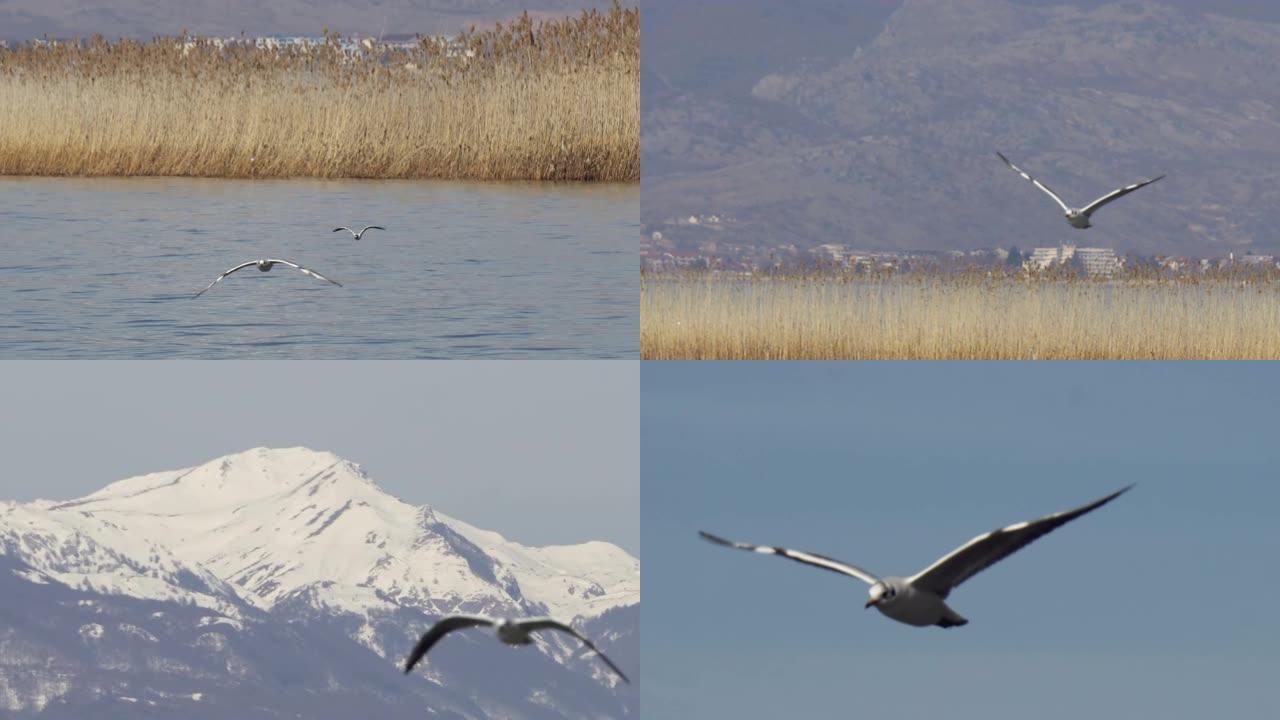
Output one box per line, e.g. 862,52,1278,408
0,178,636,358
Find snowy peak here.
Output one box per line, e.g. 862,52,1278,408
0,448,637,717
61,447,367,514
442,515,640,618
7,448,637,624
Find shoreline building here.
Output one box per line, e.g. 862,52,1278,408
1026,244,1121,276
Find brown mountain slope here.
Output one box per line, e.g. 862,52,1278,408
642,0,1280,255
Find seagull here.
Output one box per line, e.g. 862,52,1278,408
699,484,1133,629
192,259,342,298
996,152,1163,229
403,615,629,683
333,225,385,240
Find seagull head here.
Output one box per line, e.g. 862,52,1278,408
865,581,897,609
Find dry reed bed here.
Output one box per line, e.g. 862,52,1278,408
0,4,638,181
641,273,1280,359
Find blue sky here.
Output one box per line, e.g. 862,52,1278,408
0,361,638,555
642,362,1278,718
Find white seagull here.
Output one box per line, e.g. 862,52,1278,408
193,259,342,298
333,225,385,240
700,484,1133,629
997,152,1163,229
403,615,629,683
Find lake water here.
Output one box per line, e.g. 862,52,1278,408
0,178,636,358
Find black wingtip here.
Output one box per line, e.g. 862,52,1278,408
698,530,728,545
1093,483,1135,508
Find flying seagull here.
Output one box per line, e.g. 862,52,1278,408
333,225,385,240
193,259,342,298
403,615,629,683
700,484,1133,629
996,152,1163,229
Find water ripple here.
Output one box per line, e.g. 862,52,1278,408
0,177,637,358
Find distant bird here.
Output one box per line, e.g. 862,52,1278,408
333,225,385,240
193,259,342,298
700,484,1133,629
403,615,629,683
996,152,1163,229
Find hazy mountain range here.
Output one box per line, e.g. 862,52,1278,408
0,447,637,718
642,0,1280,256
0,1,614,41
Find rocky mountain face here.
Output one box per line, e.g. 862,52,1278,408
0,447,637,718
641,0,1280,255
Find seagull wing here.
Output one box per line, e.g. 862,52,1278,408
333,227,353,234
403,615,495,674
908,485,1134,598
192,261,257,298
267,259,343,287
996,152,1072,213
359,226,386,234
518,618,630,684
1081,175,1164,217
699,530,878,585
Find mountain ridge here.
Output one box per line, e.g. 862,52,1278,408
0,447,636,717
22,446,637,621
641,0,1280,256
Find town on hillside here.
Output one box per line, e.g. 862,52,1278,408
641,215,1279,277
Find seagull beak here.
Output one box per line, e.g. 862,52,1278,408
865,598,878,609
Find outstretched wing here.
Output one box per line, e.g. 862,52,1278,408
908,485,1134,598
332,227,353,234
699,530,878,585
518,618,630,684
403,615,494,674
1081,175,1164,217
359,226,386,234
267,259,343,287
193,261,256,298
996,152,1072,213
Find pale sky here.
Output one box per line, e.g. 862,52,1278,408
643,361,1278,719
0,361,638,556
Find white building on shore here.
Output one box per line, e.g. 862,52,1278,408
1026,244,1121,276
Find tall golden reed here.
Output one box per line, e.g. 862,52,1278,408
0,4,638,181
641,271,1280,359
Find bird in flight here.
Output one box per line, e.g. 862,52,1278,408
333,225,385,240
996,152,1163,229
193,259,342,298
403,615,629,683
700,484,1133,629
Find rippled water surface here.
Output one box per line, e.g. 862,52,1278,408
0,178,636,358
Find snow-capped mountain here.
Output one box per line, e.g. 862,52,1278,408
0,448,638,718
